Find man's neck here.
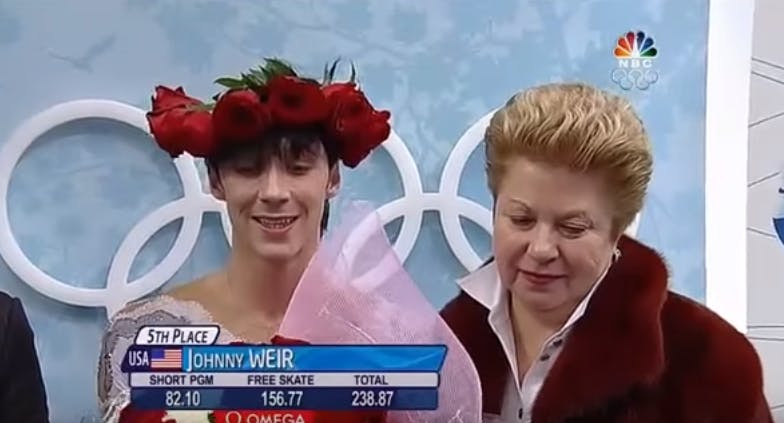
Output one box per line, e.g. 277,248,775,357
224,246,314,321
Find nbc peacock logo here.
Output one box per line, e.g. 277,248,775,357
611,30,659,90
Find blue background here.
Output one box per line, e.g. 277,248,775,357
0,0,708,421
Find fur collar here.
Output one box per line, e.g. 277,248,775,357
444,235,670,420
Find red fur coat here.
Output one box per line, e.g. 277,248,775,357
441,236,773,423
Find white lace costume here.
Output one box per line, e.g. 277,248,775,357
97,295,246,423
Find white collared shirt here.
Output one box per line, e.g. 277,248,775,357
457,261,606,423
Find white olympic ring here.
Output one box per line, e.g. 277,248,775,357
0,100,641,315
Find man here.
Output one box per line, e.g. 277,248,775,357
0,291,49,422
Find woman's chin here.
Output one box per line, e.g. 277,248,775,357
511,285,569,312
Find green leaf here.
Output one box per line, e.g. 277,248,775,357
249,68,268,85
214,77,245,89
264,57,297,78
240,72,261,88
257,65,273,82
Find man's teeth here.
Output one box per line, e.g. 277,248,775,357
255,217,296,228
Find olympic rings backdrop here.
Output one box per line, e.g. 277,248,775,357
0,0,736,421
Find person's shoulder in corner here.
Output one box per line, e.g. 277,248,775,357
0,290,50,423
662,291,773,422
0,289,17,314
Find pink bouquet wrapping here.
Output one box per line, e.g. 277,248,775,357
278,202,483,422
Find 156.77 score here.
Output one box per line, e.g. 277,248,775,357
260,390,303,407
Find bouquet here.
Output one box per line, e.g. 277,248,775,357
276,203,482,422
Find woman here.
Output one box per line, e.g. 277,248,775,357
441,83,773,422
97,59,394,423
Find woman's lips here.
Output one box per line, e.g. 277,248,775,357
521,270,565,285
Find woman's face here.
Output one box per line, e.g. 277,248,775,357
492,155,618,314
210,142,339,262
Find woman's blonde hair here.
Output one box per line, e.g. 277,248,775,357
485,82,653,233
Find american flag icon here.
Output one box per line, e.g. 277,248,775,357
150,348,182,369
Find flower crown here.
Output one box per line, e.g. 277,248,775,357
146,58,391,168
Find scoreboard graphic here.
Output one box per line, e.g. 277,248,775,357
123,325,444,411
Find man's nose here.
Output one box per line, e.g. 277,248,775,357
257,166,291,204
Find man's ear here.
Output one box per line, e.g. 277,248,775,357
326,165,341,199
208,165,226,200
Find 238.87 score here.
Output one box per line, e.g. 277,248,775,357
351,390,394,407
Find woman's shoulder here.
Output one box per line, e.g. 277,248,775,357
440,291,487,322
440,259,496,324
661,290,764,384
660,291,771,420
662,291,757,359
439,291,499,355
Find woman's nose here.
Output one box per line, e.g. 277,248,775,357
527,228,559,262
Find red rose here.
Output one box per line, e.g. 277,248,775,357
212,89,271,143
118,405,175,423
150,86,199,112
343,109,390,167
320,82,355,99
322,83,390,167
147,86,215,157
266,76,329,127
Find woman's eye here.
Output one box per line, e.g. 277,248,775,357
510,217,534,227
560,224,587,236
